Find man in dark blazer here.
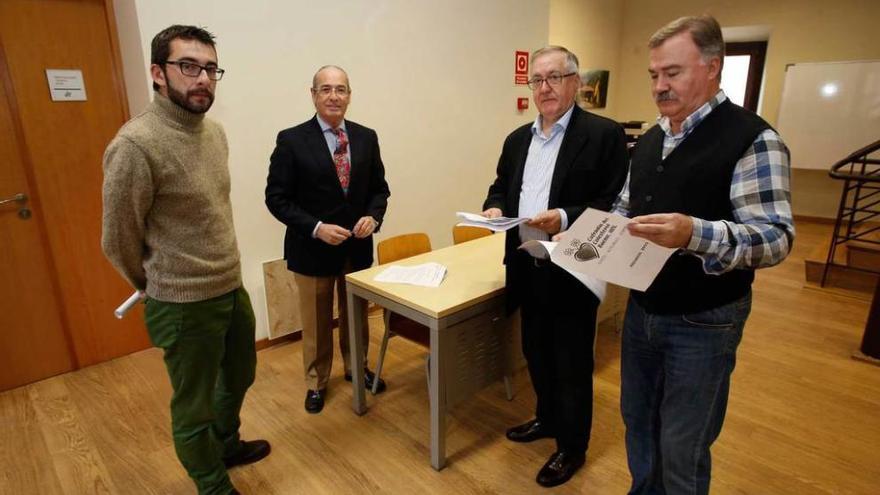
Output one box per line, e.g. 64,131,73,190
265,65,390,414
482,46,628,488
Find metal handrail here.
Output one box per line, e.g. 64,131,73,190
822,139,880,286
829,139,880,181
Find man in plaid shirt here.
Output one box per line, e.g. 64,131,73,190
612,15,794,495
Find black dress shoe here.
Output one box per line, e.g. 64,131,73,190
506,419,553,443
305,389,326,414
223,439,271,469
344,368,387,394
536,450,585,487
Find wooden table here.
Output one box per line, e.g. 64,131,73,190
345,234,519,470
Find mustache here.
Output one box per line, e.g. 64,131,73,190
655,91,677,102
188,89,213,98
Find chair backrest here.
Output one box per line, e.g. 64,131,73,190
377,233,432,265
452,225,492,245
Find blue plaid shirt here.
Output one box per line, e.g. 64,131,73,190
613,90,794,274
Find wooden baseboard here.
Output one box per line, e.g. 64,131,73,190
794,214,836,224
257,306,383,352
255,331,301,351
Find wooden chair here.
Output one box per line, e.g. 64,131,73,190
377,233,432,265
452,225,493,244
373,233,432,393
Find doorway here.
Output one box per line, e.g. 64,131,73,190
722,41,768,112
0,0,150,392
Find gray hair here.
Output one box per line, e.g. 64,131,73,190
649,15,725,65
312,65,350,89
531,46,579,74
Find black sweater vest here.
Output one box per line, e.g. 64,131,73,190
629,100,770,314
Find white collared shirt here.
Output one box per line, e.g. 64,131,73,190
518,104,573,242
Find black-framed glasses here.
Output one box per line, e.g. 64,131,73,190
527,72,576,90
165,60,225,81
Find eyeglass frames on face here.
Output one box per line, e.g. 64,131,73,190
527,72,576,90
165,60,225,81
314,85,350,97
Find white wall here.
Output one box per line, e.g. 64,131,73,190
117,0,549,339
549,0,624,120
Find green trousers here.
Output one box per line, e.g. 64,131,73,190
145,287,257,495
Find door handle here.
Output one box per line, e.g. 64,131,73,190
1,193,31,220
0,192,28,206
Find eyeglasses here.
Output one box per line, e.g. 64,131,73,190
527,72,577,90
314,85,350,97
165,60,225,81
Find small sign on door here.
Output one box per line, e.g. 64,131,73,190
45,69,87,101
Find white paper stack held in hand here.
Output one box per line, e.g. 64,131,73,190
518,208,677,293
373,262,448,288
455,211,530,232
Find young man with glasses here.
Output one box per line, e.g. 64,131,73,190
265,65,391,414
102,25,269,495
482,46,628,488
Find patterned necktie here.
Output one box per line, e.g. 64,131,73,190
333,128,350,194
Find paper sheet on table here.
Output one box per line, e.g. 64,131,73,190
518,240,606,302
373,262,447,287
455,211,530,232
552,208,676,292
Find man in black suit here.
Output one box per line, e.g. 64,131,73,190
265,65,391,414
482,46,628,487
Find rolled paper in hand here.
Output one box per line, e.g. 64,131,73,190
114,290,145,319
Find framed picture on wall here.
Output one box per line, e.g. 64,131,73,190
577,69,609,109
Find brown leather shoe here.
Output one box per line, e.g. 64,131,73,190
223,439,271,469
536,450,585,487
505,419,553,443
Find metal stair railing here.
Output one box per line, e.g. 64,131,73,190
822,139,880,286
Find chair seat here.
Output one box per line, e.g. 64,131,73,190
387,312,430,348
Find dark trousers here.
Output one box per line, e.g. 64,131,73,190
145,287,257,495
516,253,599,453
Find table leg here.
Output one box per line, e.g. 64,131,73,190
347,286,367,415
429,318,446,470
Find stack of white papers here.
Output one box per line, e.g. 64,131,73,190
456,211,529,232
373,262,448,287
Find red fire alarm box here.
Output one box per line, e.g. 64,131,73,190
517,97,529,110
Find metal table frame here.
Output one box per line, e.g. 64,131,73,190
346,285,506,470
344,234,514,470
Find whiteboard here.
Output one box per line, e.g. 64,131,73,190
776,60,880,169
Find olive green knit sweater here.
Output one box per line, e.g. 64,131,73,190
101,93,241,303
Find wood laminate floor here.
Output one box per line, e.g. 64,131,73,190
2,221,878,494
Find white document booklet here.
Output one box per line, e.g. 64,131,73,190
519,240,607,302
373,262,447,288
519,208,676,292
455,211,529,232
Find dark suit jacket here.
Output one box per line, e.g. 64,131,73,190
265,116,390,276
482,105,628,309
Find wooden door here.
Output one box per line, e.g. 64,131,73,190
0,45,76,391
0,0,150,391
